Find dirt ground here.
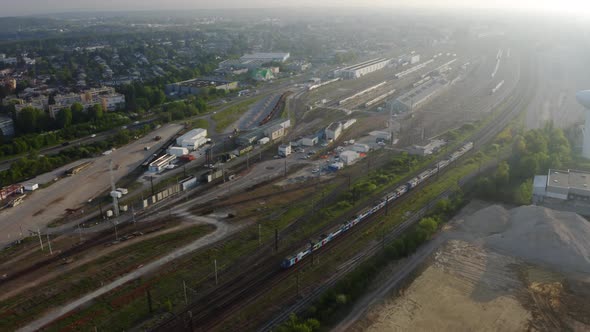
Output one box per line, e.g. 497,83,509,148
348,200,590,332
0,123,183,246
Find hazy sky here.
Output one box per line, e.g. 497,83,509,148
3,0,590,17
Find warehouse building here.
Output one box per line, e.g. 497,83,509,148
237,119,291,146
533,169,590,202
165,79,237,96
240,52,290,63
325,122,343,141
387,79,448,113
407,139,446,156
176,128,208,150
278,144,292,157
149,154,177,173
340,150,360,165
334,58,391,79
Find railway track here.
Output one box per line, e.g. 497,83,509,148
153,52,536,332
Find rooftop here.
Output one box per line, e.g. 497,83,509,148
548,169,590,191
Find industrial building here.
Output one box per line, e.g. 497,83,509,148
334,58,391,79
387,79,448,113
240,53,290,63
0,116,14,137
340,150,360,165
167,146,189,156
264,124,285,140
237,119,291,146
278,144,292,157
325,122,343,141
149,154,177,173
165,79,238,96
300,136,319,147
176,128,208,150
533,169,590,202
407,139,446,156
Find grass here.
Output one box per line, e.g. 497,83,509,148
187,118,209,130
211,97,262,132
0,223,215,331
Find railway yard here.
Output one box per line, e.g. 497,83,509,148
1,29,589,332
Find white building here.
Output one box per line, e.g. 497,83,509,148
407,139,446,156
325,122,343,141
240,52,290,63
258,137,270,145
265,125,285,141
100,93,126,111
340,150,359,165
342,118,357,130
278,144,292,157
149,154,177,173
300,136,319,147
334,58,391,79
167,146,189,156
176,128,208,150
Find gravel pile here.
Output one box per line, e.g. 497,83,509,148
461,205,590,275
458,205,511,236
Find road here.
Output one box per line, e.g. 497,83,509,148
16,208,243,332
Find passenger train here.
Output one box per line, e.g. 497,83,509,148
280,141,474,269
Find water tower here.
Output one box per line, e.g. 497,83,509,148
576,90,590,159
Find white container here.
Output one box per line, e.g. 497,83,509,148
24,183,39,191
117,188,128,195
120,205,128,212
106,210,113,217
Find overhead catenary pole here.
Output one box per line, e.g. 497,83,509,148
258,223,261,246
46,234,53,255
183,280,188,304
37,227,44,251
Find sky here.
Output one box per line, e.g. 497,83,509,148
3,0,590,17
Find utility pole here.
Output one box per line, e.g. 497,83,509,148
146,289,153,313
385,195,389,216
46,234,53,255
275,228,279,252
183,280,188,304
78,222,83,242
284,158,287,177
296,271,300,297
37,227,44,251
258,223,261,246
247,151,250,169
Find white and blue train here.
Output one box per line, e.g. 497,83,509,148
280,141,473,269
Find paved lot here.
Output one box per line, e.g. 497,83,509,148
0,124,183,245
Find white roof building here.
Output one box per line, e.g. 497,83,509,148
176,128,208,149
240,53,290,63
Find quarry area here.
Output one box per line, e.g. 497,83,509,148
349,202,590,332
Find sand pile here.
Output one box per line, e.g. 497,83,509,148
458,205,511,236
460,205,590,275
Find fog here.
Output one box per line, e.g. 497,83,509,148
4,0,590,17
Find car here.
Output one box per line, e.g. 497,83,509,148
311,168,320,173
91,134,96,138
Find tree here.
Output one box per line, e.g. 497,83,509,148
56,107,72,128
71,102,85,123
90,104,104,122
495,161,510,187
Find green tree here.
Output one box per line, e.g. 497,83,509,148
56,107,73,128
495,161,510,187
71,102,85,123
90,104,104,122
